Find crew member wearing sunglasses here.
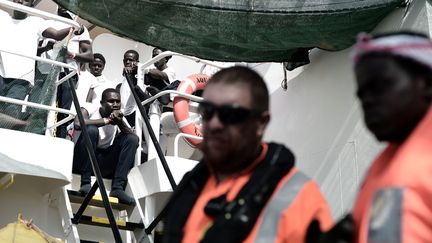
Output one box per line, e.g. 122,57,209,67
163,66,332,243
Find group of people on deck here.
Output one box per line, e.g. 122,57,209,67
0,0,176,205
1,1,432,243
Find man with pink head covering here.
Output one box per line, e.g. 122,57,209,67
307,31,432,243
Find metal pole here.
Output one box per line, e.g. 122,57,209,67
124,74,177,190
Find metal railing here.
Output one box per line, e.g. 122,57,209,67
174,133,203,157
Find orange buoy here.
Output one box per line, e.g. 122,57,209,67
173,74,210,147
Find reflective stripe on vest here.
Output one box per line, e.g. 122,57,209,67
368,187,403,243
254,171,309,243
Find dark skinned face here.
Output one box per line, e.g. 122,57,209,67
123,52,139,69
152,49,167,70
89,58,105,77
100,92,121,117
355,55,430,143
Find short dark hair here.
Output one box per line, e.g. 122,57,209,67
93,53,106,64
153,47,171,61
124,49,139,60
208,66,269,113
101,88,119,101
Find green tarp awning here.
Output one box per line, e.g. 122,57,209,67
54,0,405,63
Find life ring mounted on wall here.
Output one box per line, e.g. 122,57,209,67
173,74,210,147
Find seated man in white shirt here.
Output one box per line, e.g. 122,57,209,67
144,47,176,90
72,88,139,205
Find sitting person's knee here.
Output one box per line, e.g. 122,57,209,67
126,133,139,147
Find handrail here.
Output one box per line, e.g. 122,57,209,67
56,70,78,86
139,51,227,71
141,90,203,106
0,0,80,28
174,133,203,157
0,96,76,116
0,49,78,72
0,96,76,131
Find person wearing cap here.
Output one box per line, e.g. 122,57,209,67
162,66,332,243
307,31,432,243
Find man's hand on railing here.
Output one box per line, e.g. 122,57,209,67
123,66,138,86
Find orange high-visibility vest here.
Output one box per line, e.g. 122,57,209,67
353,107,432,243
183,144,332,243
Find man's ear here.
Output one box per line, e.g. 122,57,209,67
256,111,270,137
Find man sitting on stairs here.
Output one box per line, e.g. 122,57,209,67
72,88,139,205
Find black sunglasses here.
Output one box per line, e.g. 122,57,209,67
198,101,262,125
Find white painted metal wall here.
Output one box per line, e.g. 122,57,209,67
263,0,432,219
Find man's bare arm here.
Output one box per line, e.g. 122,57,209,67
74,108,108,130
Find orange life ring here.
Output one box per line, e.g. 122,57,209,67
173,74,210,147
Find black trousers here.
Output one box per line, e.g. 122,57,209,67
72,125,139,190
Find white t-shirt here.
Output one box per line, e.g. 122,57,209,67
45,20,92,71
146,65,176,83
82,103,116,149
75,70,96,105
90,75,117,105
0,11,49,85
119,76,136,116
162,66,176,83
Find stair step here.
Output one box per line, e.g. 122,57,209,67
74,214,144,231
67,190,134,210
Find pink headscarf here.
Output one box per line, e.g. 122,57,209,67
351,32,432,69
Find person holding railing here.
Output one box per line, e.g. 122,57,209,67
0,0,86,126
118,49,143,127
55,6,93,138
72,88,138,205
144,47,176,91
